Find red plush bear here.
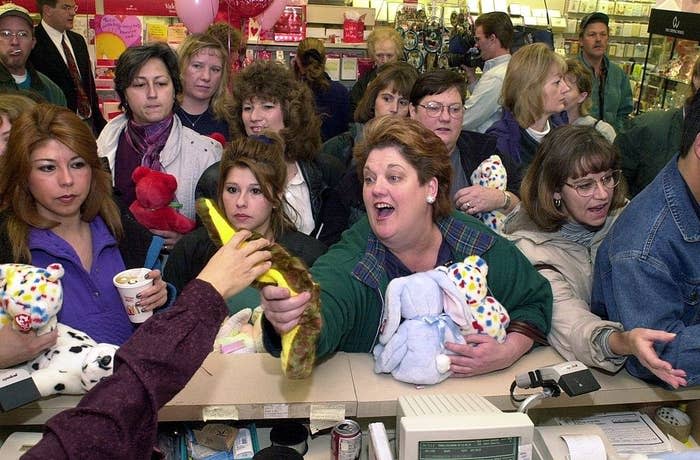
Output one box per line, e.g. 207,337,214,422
129,166,196,234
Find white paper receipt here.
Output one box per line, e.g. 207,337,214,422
309,404,346,434
561,434,606,460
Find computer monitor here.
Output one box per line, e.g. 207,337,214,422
397,394,534,460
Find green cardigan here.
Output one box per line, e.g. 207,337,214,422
265,212,553,360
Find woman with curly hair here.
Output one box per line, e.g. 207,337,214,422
176,33,230,141
197,60,346,245
294,38,350,142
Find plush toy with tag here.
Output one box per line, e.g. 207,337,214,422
372,269,470,385
470,155,508,231
437,255,510,343
129,166,197,234
0,263,118,397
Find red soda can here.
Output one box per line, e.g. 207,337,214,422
330,419,361,459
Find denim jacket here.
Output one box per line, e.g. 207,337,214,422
592,156,700,387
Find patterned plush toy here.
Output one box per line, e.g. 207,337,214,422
437,255,510,342
196,198,321,379
469,154,508,232
0,263,118,397
373,269,469,385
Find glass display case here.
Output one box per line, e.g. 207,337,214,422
636,36,698,112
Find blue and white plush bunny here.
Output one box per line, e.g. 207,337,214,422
372,269,469,385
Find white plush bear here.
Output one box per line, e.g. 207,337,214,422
372,269,470,385
470,154,508,232
0,263,118,397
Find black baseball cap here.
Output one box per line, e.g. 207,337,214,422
579,12,609,32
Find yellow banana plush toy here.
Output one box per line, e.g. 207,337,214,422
196,198,321,379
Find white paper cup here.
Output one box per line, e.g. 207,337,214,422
113,268,153,323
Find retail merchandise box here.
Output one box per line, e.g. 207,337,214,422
0,370,40,413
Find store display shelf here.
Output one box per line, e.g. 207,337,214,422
247,39,367,50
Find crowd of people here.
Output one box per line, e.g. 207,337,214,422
0,1,699,455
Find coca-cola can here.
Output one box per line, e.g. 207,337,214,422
330,419,361,460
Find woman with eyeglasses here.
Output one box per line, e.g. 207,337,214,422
502,125,686,388
410,69,522,220
486,43,570,169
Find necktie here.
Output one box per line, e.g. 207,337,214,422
61,35,91,119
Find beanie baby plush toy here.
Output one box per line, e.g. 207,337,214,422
0,263,118,397
373,255,510,385
470,155,508,232
129,166,197,234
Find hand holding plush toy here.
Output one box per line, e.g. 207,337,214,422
470,155,508,232
129,166,197,234
0,263,118,397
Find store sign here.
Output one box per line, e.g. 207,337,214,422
648,9,700,41
102,0,178,16
13,0,96,14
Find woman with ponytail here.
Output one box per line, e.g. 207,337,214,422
294,38,350,141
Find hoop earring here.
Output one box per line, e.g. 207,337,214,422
554,198,562,208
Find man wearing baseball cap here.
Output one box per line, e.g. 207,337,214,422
0,3,65,106
576,12,632,133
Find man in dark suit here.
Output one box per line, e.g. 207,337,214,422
29,0,105,134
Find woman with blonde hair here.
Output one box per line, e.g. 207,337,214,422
294,38,350,142
0,104,168,346
486,43,570,167
176,33,230,141
165,134,326,312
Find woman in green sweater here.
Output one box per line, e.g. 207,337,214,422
261,116,553,377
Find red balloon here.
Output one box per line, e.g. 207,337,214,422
226,0,272,18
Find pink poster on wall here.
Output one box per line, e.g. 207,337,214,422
93,15,142,60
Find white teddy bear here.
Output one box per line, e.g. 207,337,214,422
0,263,118,397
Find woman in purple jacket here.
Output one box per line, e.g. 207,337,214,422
0,104,168,347
486,43,570,168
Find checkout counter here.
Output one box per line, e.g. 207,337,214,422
1,348,699,458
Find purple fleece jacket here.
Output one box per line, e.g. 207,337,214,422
23,279,228,460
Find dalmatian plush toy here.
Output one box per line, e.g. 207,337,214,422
0,263,118,397
469,154,508,232
437,255,510,343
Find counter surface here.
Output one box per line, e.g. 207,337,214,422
2,348,699,425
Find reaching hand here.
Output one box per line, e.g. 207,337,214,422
197,230,272,299
622,328,687,389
